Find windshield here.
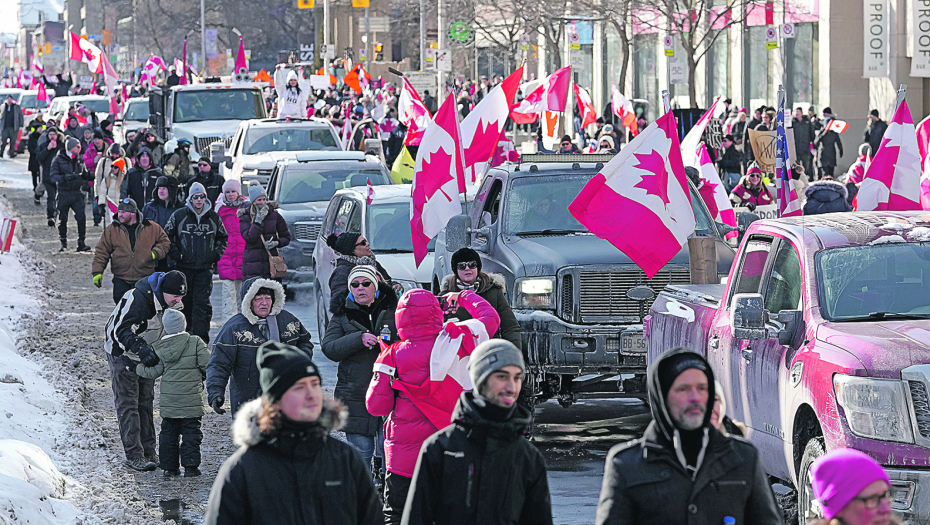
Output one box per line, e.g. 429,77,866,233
174,89,264,123
243,127,339,155
279,167,390,204
19,94,47,109
368,202,436,253
817,242,930,320
72,99,110,113
123,100,149,121
503,173,715,235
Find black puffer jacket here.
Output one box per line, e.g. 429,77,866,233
204,397,383,525
164,197,228,271
49,149,92,193
104,272,172,359
206,277,314,414
595,348,781,525
142,176,184,229
815,125,844,168
439,273,522,350
321,282,399,436
803,180,852,215
37,130,63,183
185,168,225,205
401,392,553,525
121,147,163,206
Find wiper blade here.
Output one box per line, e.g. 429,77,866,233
373,248,413,254
841,311,930,321
515,229,583,236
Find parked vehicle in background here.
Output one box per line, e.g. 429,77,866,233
644,211,930,523
115,97,149,143
46,95,111,125
220,118,342,185
264,151,392,287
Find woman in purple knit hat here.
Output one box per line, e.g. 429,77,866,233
809,448,900,525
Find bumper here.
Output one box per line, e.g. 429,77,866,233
886,468,930,523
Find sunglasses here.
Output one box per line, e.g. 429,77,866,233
191,194,207,200
749,174,761,179
852,490,891,510
456,261,479,270
199,162,210,167
355,239,369,247
561,142,571,146
350,280,373,289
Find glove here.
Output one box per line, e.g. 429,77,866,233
211,398,226,415
254,205,269,224
137,344,160,367
92,274,102,287
264,240,278,250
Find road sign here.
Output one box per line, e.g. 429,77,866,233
45,43,51,54
79,76,94,89
570,51,583,68
352,0,369,7
359,48,367,61
781,23,795,39
405,71,438,97
663,35,674,57
520,33,530,51
368,17,390,32
448,22,474,45
569,31,581,50
321,44,336,60
300,44,314,62
298,0,314,8
765,27,778,49
436,49,451,71
425,48,436,70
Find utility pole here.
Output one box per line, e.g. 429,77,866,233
324,0,330,53
436,0,443,90
365,5,371,71
200,0,205,73
419,0,426,71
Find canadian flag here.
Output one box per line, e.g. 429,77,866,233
410,93,465,267
543,66,572,112
826,119,849,134
398,77,433,146
856,98,922,211
574,84,597,128
511,83,544,124
680,96,724,168
461,65,522,169
611,85,639,135
697,144,737,238
569,110,695,278
140,55,167,87
69,32,103,74
341,114,352,149
37,81,47,102
366,177,374,205
915,114,930,209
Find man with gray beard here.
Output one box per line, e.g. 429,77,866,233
595,348,781,525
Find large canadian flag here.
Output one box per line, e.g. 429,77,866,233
410,93,465,266
569,110,695,278
461,65,522,169
69,32,103,74
680,96,724,168
399,77,433,146
856,99,922,211
511,83,544,124
574,84,597,128
697,143,737,238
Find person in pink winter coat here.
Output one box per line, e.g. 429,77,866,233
83,131,112,173
215,179,249,323
366,288,500,524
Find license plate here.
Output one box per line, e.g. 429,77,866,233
621,332,647,352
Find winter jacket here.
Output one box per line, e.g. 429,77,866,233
366,290,500,477
136,332,210,419
50,149,92,193
238,201,291,280
329,256,394,296
815,124,844,168
203,397,383,525
164,196,228,271
439,273,522,350
803,180,852,215
92,213,170,282
206,277,314,414
163,149,192,182
274,69,312,119
216,197,249,280
185,169,225,205
64,117,84,141
595,348,781,525
844,154,869,185
82,139,111,173
717,145,742,174
26,119,45,172
104,273,173,358
321,282,399,436
729,179,773,208
0,102,24,131
792,116,815,157
142,177,184,229
95,155,125,206
130,133,165,167
37,131,64,184
864,118,888,159
120,147,161,205
401,392,552,525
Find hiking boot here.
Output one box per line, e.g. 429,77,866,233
145,453,159,465
76,243,91,252
183,467,202,477
163,469,181,478
48,218,55,227
34,197,40,206
58,242,67,252
125,457,157,472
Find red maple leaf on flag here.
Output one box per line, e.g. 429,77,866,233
464,120,501,166
85,49,96,62
633,150,671,206
422,147,455,201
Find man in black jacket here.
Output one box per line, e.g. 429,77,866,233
815,108,844,179
401,339,553,525
717,135,743,193
595,348,781,525
36,125,63,226
864,109,888,160
120,147,160,206
26,114,47,203
50,137,94,251
793,107,815,178
104,270,187,471
164,181,228,343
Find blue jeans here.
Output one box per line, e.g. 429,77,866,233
723,172,741,193
345,427,384,470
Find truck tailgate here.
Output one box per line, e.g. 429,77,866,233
646,284,724,365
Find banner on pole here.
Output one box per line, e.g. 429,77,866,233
864,0,889,78
205,29,218,59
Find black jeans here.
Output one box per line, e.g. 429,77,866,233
57,191,86,244
113,277,136,303
159,417,203,471
43,181,57,220
106,353,156,460
0,126,15,156
178,267,213,344
383,471,412,524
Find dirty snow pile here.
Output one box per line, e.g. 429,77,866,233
0,199,82,524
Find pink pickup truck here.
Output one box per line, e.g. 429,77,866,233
644,212,930,523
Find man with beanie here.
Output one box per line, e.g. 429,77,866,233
207,277,314,416
50,136,94,251
203,341,383,525
810,448,894,524
164,181,228,343
92,197,171,302
595,347,781,525
864,109,887,162
186,157,225,205
104,270,187,471
37,125,64,226
401,339,553,525
136,308,210,477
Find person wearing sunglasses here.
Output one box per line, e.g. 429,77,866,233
729,164,773,210
239,181,290,281
322,265,399,482
325,231,397,296
184,157,224,205
810,448,900,525
558,134,579,154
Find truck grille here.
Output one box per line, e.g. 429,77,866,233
577,267,691,322
560,274,573,316
294,221,322,243
195,136,233,158
909,380,930,438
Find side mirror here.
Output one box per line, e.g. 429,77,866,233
732,293,766,340
771,310,803,346
445,214,471,253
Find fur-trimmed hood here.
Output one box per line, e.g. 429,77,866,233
439,271,506,295
232,396,348,447
804,179,848,201
240,277,286,325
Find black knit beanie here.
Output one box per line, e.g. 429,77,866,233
326,232,362,256
451,247,482,273
657,352,709,401
257,341,321,402
159,270,187,297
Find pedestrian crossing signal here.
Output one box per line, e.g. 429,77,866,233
298,0,314,8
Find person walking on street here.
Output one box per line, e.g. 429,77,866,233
401,339,553,525
239,182,290,281
186,158,225,205
26,113,47,202
809,448,901,525
815,107,844,179
163,138,193,183
207,277,314,416
322,265,399,472
864,109,888,161
104,270,188,471
95,145,126,226
129,130,165,167
121,147,161,206
135,308,210,478
793,107,816,177
37,126,64,227
51,136,94,252
216,179,248,323
164,181,228,343
203,341,383,525
595,347,782,525
1,94,24,159
92,198,170,302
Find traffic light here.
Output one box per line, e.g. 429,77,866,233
374,43,383,61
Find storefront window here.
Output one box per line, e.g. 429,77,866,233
744,25,770,108
706,32,728,106
633,34,660,115
785,22,818,109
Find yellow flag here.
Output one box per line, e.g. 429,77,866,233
390,146,415,184
298,0,314,9
352,0,369,7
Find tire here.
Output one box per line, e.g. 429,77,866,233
796,437,826,524
316,285,328,339
519,371,538,440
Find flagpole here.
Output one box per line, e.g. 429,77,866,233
661,89,671,112
776,84,786,218
895,84,907,108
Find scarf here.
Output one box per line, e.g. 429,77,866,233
471,392,517,422
336,253,379,266
455,278,479,292
255,315,281,342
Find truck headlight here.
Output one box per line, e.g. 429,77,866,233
834,374,914,443
393,279,419,294
513,277,556,309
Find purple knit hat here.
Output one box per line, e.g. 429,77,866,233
811,448,890,519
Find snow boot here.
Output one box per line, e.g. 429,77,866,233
183,467,202,477
48,218,55,227
163,469,181,478
125,457,157,472
76,241,91,252
58,241,67,252
145,453,159,465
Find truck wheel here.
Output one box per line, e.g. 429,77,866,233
519,372,538,440
797,437,826,524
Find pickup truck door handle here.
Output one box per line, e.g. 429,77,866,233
741,344,753,362
330,259,336,266
709,336,719,349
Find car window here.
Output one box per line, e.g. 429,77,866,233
243,127,340,154
482,179,503,225
174,89,263,123
764,240,802,313
72,99,110,113
123,101,149,121
332,199,355,236
278,167,389,204
728,237,773,307
322,196,342,238
347,202,362,233
19,94,47,110
367,202,437,253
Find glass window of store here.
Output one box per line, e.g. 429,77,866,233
785,22,818,109
744,25,771,109
633,33,661,117
706,33,728,107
